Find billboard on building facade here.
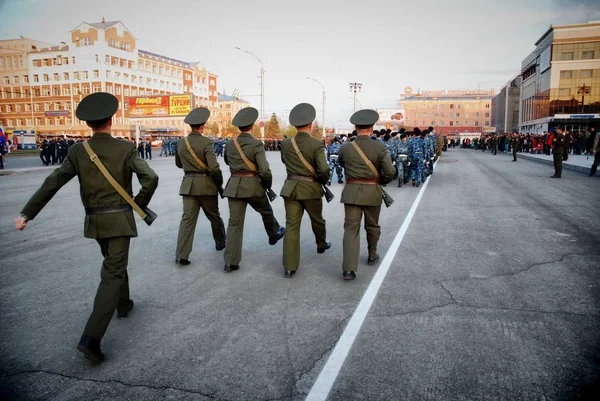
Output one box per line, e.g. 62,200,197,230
128,94,194,117
377,109,406,124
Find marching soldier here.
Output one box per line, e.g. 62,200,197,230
327,136,344,185
175,107,226,265
551,127,566,178
396,133,410,187
15,92,159,362
338,109,395,280
280,103,331,278
222,107,285,272
409,128,426,187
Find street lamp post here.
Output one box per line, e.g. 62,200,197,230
577,83,591,113
307,77,325,137
235,46,265,120
349,82,362,112
348,96,362,109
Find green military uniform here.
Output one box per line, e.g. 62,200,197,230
20,92,159,361
552,129,566,178
280,103,331,277
339,109,395,279
223,107,284,271
511,135,518,162
175,107,226,263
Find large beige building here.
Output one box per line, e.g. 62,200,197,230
396,86,494,136
0,19,219,140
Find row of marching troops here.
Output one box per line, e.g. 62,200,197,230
39,137,84,166
15,92,415,363
326,127,441,187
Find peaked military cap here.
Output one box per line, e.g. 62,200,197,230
232,107,259,127
76,92,118,122
184,107,211,125
289,103,316,127
350,109,379,126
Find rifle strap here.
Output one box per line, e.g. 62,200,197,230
184,136,209,170
82,141,147,219
233,137,258,173
291,137,317,177
351,141,380,179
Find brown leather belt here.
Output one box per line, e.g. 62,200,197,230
347,178,379,185
288,174,316,182
85,204,132,215
232,172,258,177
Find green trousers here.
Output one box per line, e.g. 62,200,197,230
343,204,382,272
553,151,563,177
176,195,226,261
83,236,131,340
282,197,327,271
224,196,281,266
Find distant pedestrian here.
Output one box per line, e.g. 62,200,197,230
589,131,599,177
551,127,566,178
145,140,152,160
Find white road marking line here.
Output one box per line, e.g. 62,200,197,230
306,161,438,401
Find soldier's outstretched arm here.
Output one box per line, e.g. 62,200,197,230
254,142,273,189
127,146,159,208
204,142,224,188
314,142,330,185
18,147,78,226
379,149,395,185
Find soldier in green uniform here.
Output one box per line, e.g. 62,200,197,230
511,132,519,162
280,103,331,278
222,107,285,272
552,127,566,178
14,92,159,362
175,107,226,265
338,109,395,280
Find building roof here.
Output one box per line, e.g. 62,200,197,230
32,44,69,53
219,94,249,103
88,20,120,30
139,49,192,67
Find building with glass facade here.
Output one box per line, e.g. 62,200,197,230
520,21,600,134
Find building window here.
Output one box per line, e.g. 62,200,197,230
485,121,490,126
42,88,50,96
82,71,88,79
116,86,122,95
449,112,453,117
72,56,76,64
110,39,119,48
65,102,71,110
73,86,79,95
43,74,49,82
560,52,573,61
44,103,50,111
42,59,48,66
475,112,480,118
449,121,454,126
93,85,100,93
560,70,572,79
440,120,444,125
582,51,594,60
485,104,490,109
33,74,39,83
34,103,41,111
25,104,31,111
580,69,592,78
82,86,89,94
93,70,99,78
106,70,112,79
53,88,60,96
449,104,454,109
54,73,60,81
3,76,9,84
45,118,51,125
475,121,479,126
485,112,490,118
81,37,91,47
456,112,460,117
63,87,70,95
54,102,61,110
15,104,21,112
63,72,69,80
105,55,111,64
36,118,42,125
559,88,570,96
455,121,460,126
13,76,19,84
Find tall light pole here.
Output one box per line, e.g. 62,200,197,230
235,46,265,120
307,77,325,137
348,96,362,109
577,83,591,113
349,82,362,112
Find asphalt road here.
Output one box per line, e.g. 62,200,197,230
0,149,599,401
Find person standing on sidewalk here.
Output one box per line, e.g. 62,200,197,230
552,127,566,178
511,132,519,162
589,130,600,177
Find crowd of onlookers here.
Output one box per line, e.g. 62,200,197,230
447,128,597,155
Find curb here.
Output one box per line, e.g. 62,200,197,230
516,153,598,176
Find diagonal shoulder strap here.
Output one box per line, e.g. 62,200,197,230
291,137,317,177
351,141,379,178
232,137,258,173
82,141,147,219
184,136,209,170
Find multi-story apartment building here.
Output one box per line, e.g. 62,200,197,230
519,21,600,134
0,19,220,139
214,94,250,130
492,75,521,133
397,86,494,135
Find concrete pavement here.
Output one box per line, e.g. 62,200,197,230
0,149,599,400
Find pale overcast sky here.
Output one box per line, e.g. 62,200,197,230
1,0,599,128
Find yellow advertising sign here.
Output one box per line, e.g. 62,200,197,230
128,94,193,117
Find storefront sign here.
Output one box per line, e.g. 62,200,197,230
128,94,194,117
45,110,70,117
553,114,600,119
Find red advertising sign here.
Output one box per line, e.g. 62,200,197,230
128,94,193,117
